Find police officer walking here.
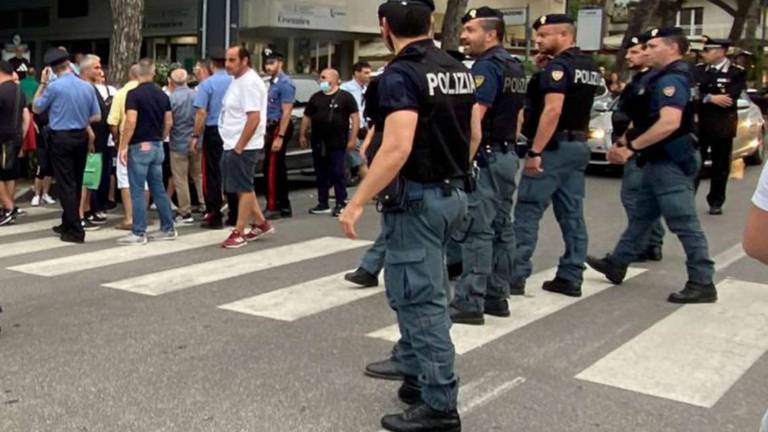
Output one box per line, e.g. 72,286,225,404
612,33,666,262
339,0,473,429
262,48,296,220
509,14,598,297
695,36,746,215
33,48,101,243
449,6,526,325
588,27,717,304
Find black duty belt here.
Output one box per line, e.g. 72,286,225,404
485,142,513,153
554,130,588,142
421,178,465,191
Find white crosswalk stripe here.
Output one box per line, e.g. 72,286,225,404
576,278,768,408
102,237,372,296
0,213,119,239
366,267,647,355
8,229,226,276
218,270,384,321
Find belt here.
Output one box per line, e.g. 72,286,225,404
485,142,513,153
554,130,587,142
51,129,86,134
418,178,465,192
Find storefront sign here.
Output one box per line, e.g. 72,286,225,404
144,5,197,33
274,2,348,31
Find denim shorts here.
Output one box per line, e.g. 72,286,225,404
221,149,261,193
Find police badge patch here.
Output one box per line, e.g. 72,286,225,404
474,75,486,88
551,70,564,81
663,86,676,97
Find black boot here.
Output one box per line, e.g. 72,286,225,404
449,305,484,325
381,403,461,432
542,277,582,297
483,298,510,317
398,375,421,405
509,280,525,296
587,255,628,285
668,282,718,304
365,357,404,381
345,267,379,288
447,262,463,281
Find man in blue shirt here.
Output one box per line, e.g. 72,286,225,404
192,48,234,229
33,48,101,243
341,61,372,182
262,48,296,219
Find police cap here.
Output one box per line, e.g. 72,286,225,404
43,48,69,67
646,27,686,39
209,47,227,61
622,31,651,50
262,47,285,62
380,0,434,11
462,6,504,24
532,14,574,30
702,36,731,50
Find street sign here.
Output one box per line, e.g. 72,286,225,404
499,7,527,26
577,8,604,51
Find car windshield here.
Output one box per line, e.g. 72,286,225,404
294,78,320,105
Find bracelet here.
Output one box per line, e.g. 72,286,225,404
527,149,542,158
626,140,637,152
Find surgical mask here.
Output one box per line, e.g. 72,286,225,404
319,81,332,93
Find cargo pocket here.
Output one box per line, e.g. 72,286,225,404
385,248,428,305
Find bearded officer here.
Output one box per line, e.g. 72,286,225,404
449,6,526,325
339,0,474,429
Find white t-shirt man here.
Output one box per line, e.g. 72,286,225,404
218,68,268,151
753,163,768,211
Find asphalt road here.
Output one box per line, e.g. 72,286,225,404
1,166,767,432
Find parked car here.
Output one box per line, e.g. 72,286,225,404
587,91,765,167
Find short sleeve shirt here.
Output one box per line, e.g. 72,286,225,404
652,73,690,113
33,72,101,131
107,80,139,132
9,57,31,80
472,49,504,106
540,57,570,95
267,73,296,121
377,63,421,118
753,163,768,211
125,82,171,144
193,70,232,126
169,86,197,153
0,81,27,142
218,69,268,151
304,89,359,149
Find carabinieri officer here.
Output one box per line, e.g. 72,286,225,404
339,0,473,430
588,27,717,304
612,32,666,262
695,36,746,215
449,6,526,325
509,14,599,298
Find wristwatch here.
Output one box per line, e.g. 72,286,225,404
626,140,637,151
527,149,542,158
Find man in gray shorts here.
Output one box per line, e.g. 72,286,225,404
219,46,274,249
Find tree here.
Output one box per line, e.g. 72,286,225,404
707,0,759,42
616,0,662,71
440,0,469,52
107,0,145,85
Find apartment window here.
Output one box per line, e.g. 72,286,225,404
0,11,20,29
58,0,88,18
676,7,704,36
21,8,50,27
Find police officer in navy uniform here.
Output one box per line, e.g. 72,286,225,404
588,27,718,304
695,36,746,215
339,0,473,429
509,14,598,298
449,6,526,325
612,32,666,262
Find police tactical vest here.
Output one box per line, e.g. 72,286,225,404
386,41,475,183
478,47,526,144
521,70,544,140
554,48,600,132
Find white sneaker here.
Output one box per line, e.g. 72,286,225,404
148,229,178,241
118,233,148,245
150,203,157,210
42,194,57,205
31,195,41,207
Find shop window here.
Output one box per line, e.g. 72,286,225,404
58,0,88,18
21,8,50,27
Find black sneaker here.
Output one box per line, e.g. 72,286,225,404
365,357,404,381
587,255,628,285
87,212,108,225
81,219,101,232
60,233,85,244
332,204,346,217
398,375,422,405
0,211,13,227
52,224,64,234
643,245,663,262
509,280,526,296
309,205,331,215
484,298,510,317
381,403,461,432
280,208,293,218
449,305,485,325
264,210,282,220
542,277,582,297
668,281,718,304
345,267,379,287
200,214,224,229
709,206,723,215
447,262,463,281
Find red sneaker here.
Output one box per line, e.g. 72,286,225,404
244,221,275,242
221,230,247,249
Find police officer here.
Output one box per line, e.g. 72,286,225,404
695,36,746,215
509,14,599,297
612,32,666,262
262,48,296,219
588,27,717,304
449,6,526,325
33,48,101,243
339,0,473,429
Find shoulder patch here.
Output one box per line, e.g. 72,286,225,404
474,75,486,88
663,86,676,97
551,70,564,81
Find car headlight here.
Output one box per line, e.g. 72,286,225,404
589,128,606,140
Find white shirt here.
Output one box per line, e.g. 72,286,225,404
218,68,267,151
753,163,768,211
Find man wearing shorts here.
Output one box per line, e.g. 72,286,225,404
219,46,274,249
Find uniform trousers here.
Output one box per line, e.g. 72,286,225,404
622,157,665,248
50,129,88,240
698,135,733,208
263,121,294,212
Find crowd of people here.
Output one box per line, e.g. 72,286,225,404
3,1,768,430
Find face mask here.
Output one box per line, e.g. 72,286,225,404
319,81,332,93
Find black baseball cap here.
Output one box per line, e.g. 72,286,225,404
462,6,504,24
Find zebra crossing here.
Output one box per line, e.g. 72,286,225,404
2,209,767,412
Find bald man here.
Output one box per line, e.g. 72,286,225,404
299,68,359,217
168,68,204,222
